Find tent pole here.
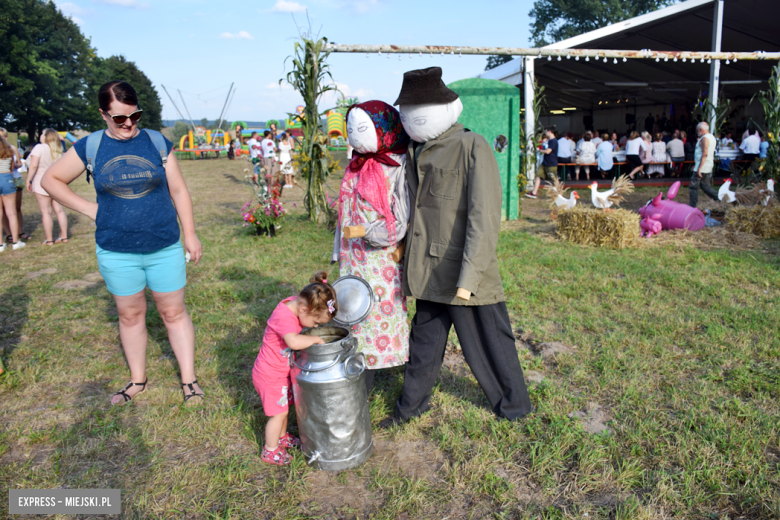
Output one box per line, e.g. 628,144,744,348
524,56,536,187
708,0,724,131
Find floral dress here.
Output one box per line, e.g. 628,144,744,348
338,156,409,369
334,100,411,370
647,141,668,176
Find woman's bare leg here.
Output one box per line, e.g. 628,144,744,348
35,193,54,243
52,200,68,240
1,194,18,243
151,288,202,404
111,290,149,404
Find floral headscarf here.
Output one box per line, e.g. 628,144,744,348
340,101,409,243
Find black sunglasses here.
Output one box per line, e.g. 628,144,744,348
105,109,143,125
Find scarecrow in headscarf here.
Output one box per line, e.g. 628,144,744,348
331,100,411,392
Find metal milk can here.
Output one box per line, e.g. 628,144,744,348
291,275,375,471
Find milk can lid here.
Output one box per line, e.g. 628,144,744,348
331,275,374,327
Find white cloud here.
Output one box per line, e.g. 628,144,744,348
92,0,150,9
57,1,88,15
219,31,254,40
271,0,307,13
69,15,86,24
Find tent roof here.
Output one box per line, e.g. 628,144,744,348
478,0,779,110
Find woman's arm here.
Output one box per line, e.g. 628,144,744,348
41,147,98,220
26,155,40,193
163,151,203,265
11,146,21,169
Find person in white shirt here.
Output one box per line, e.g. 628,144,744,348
556,132,573,180
591,131,603,147
739,129,761,161
720,132,734,148
666,132,685,177
246,131,262,184
261,130,278,185
690,122,719,207
626,131,648,179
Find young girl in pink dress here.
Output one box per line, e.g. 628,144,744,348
252,271,338,465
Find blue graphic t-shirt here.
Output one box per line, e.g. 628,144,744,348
73,131,179,253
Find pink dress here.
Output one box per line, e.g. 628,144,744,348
252,296,301,416
29,143,54,196
337,155,410,370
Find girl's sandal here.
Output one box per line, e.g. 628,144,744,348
181,380,205,405
111,379,148,405
41,240,54,246
55,237,69,244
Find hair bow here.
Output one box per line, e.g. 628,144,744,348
327,299,335,315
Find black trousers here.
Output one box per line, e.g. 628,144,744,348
395,300,533,421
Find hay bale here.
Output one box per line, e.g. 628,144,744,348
638,227,762,252
725,206,780,238
556,207,640,249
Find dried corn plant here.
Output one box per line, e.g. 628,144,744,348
282,26,340,223
752,65,780,181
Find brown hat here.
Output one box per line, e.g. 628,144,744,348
393,67,459,106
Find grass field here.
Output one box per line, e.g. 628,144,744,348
1,156,779,519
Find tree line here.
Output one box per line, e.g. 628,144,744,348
0,0,162,142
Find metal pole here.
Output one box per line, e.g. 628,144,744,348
161,85,189,129
325,43,779,61
178,90,201,145
212,82,234,144
708,0,724,131
523,57,536,186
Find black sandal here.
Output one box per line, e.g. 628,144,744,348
7,233,30,242
112,379,147,405
181,379,204,403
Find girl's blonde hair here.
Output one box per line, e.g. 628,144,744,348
299,271,338,319
0,133,12,160
41,128,62,162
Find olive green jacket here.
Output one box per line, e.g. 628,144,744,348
402,123,505,306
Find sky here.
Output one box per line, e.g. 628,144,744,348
54,0,536,123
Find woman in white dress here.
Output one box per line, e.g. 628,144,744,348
646,133,669,178
278,133,294,188
574,132,596,181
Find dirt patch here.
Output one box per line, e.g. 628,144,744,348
54,280,99,290
524,370,546,384
371,438,446,481
83,272,104,282
26,267,57,279
302,468,381,518
523,341,576,359
442,345,471,378
568,403,613,434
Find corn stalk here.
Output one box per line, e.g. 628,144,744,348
752,65,780,181
283,35,338,223
519,81,546,194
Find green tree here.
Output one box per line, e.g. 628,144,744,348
0,0,96,140
87,55,163,131
170,121,189,146
529,0,677,46
485,55,514,71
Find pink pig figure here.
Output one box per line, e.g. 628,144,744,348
640,213,663,237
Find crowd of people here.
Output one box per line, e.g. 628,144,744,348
527,121,771,190
245,130,297,189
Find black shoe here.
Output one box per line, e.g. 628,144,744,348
378,414,405,429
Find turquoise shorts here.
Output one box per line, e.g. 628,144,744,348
96,240,186,296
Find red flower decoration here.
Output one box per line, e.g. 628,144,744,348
380,301,395,317
375,335,391,352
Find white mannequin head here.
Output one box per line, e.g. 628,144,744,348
399,98,463,143
346,107,377,154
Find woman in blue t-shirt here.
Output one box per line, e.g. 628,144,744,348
43,81,205,406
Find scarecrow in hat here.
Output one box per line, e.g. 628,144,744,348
390,67,533,422
332,101,411,392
